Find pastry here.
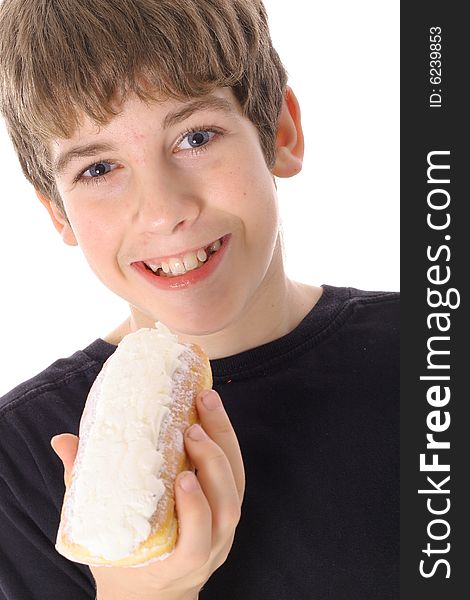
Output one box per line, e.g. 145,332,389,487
55,322,212,567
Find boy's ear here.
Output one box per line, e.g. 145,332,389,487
35,191,78,246
272,86,304,178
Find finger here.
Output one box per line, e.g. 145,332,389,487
196,390,245,502
171,470,212,571
51,433,79,487
184,424,241,544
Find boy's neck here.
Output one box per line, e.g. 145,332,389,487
105,280,323,360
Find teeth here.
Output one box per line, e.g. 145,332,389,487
209,239,221,253
183,252,199,271
168,257,185,275
197,248,207,262
144,237,223,277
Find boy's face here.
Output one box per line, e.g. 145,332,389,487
48,88,289,336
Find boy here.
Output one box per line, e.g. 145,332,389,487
0,1,399,599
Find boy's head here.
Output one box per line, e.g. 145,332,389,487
0,0,304,340
0,0,289,216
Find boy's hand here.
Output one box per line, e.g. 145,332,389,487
51,390,244,600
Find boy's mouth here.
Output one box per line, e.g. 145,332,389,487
138,236,226,278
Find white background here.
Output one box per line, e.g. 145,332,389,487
0,0,399,396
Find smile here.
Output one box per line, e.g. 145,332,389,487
142,237,224,277
131,234,230,290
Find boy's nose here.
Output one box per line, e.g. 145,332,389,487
132,173,201,236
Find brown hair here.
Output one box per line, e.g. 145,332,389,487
0,0,288,214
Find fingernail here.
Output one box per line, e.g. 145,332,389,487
187,424,208,441
201,389,221,411
179,472,199,492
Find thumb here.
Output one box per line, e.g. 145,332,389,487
51,433,79,488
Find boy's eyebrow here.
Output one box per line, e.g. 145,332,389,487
162,96,236,129
53,143,117,177
53,96,235,177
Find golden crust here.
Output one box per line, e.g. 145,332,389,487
55,341,212,567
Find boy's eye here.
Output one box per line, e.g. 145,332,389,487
178,130,216,151
82,161,115,178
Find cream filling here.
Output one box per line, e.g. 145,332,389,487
66,322,187,561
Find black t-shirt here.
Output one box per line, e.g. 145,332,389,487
0,285,399,600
